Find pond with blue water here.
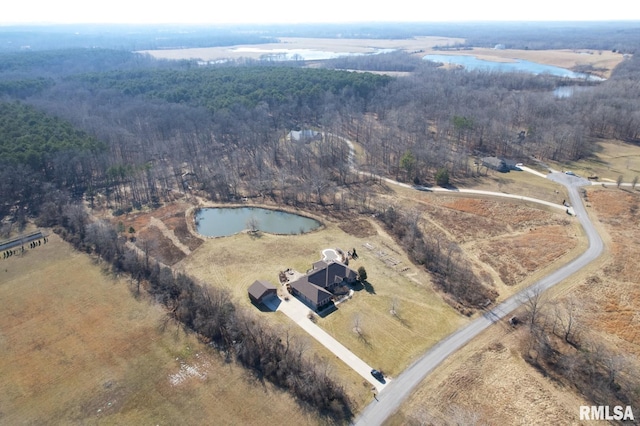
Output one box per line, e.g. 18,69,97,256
423,54,604,81
195,207,321,237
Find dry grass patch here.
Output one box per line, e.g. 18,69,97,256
181,215,465,379
136,225,186,265
580,188,640,355
390,327,590,426
0,234,319,425
455,47,624,78
477,225,577,286
116,202,203,265
461,170,569,204
550,140,640,184
338,218,377,238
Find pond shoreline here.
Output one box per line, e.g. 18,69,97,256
187,203,325,238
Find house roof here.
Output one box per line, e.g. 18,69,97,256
481,156,506,167
290,278,333,306
289,129,320,142
308,261,357,288
248,280,277,301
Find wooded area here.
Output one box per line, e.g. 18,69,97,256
1,25,639,419
1,35,639,301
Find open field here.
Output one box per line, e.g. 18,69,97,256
386,185,640,426
550,139,640,184
138,36,464,61
447,47,624,78
139,37,624,78
0,233,323,425
459,168,569,205
387,183,584,300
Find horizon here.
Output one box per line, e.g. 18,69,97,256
3,1,640,26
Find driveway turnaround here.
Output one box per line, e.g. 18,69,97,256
265,295,388,392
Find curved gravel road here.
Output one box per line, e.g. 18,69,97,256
353,172,604,425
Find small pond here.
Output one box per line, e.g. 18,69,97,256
423,54,604,81
195,207,321,237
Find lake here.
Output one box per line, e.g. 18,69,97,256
423,54,604,81
195,207,321,237
231,47,395,61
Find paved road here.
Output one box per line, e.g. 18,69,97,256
353,172,604,425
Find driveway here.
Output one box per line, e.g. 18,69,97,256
266,294,388,392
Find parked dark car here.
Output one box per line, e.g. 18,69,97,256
371,369,384,381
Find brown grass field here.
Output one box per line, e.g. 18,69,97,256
0,233,325,425
138,37,624,79
387,186,640,426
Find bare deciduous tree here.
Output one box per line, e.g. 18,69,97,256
521,287,547,329
246,214,260,233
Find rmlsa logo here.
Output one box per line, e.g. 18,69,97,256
580,406,635,421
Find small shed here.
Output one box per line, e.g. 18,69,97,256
248,280,277,304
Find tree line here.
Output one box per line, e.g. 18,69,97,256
71,65,391,120
347,52,640,185
376,205,497,310
41,202,353,421
521,287,639,414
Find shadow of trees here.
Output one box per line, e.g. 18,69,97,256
350,280,376,294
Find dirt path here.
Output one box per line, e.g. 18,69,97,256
149,217,191,256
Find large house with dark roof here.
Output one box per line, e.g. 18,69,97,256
289,260,357,310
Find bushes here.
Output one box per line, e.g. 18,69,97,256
435,168,450,187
